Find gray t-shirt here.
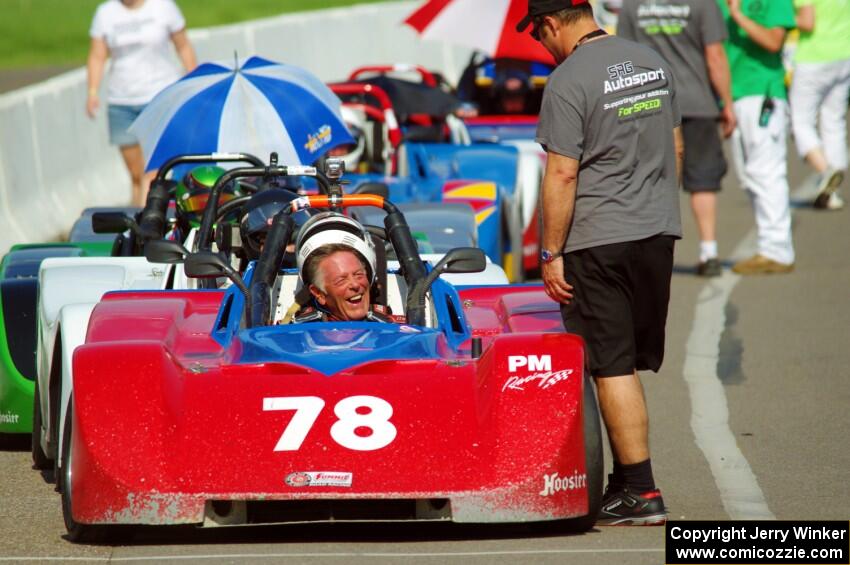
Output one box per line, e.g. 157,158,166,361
617,0,727,118
536,35,682,254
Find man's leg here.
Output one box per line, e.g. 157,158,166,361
815,61,850,209
595,371,666,525
790,61,845,208
819,60,850,173
730,97,795,272
682,118,725,275
691,191,718,270
595,371,648,465
690,192,717,246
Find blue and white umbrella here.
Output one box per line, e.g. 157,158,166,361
130,56,354,171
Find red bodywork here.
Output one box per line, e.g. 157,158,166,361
70,286,587,526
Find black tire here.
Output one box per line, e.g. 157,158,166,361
61,399,109,543
31,380,51,470
560,371,604,532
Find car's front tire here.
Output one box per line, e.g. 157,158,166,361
572,371,604,530
540,370,603,533
31,379,51,470
61,398,109,543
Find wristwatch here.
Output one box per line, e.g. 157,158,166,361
540,249,557,264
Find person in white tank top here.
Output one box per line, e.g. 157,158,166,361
86,0,197,206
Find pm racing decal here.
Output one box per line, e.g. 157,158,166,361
285,471,353,488
502,354,573,392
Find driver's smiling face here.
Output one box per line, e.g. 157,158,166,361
310,251,371,321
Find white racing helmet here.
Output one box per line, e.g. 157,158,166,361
296,212,376,286
335,105,368,172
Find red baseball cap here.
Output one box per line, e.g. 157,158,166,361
516,0,591,32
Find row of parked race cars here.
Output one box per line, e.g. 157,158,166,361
0,64,603,541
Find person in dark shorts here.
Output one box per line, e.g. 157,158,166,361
618,0,736,277
518,0,683,525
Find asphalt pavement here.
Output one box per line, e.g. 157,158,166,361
1,133,848,563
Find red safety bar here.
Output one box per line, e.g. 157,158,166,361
330,83,403,175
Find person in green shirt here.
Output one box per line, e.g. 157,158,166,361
720,0,797,275
789,0,850,210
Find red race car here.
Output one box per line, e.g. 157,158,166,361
63,183,602,541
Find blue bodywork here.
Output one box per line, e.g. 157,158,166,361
345,140,520,267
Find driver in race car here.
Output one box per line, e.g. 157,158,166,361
324,106,370,174
293,212,394,323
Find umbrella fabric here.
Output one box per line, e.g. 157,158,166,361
404,0,555,64
130,56,355,171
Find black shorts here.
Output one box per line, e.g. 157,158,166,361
682,117,727,193
561,235,675,378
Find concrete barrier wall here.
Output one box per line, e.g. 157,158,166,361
0,1,472,255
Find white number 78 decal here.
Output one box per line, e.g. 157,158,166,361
263,395,397,452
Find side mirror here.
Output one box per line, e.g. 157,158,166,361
144,239,189,264
184,251,230,279
92,212,138,234
353,182,390,199
438,247,487,275
411,248,487,316
185,251,252,322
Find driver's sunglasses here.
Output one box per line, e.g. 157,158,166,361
530,16,545,41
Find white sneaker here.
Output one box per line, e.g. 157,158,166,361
814,170,844,209
825,191,845,211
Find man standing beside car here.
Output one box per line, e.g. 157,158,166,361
519,0,682,524
618,0,736,277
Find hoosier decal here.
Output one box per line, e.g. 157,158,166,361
539,471,587,497
0,411,20,425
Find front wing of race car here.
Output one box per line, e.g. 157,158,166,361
69,290,589,527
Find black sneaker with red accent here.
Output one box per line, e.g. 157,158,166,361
597,486,667,526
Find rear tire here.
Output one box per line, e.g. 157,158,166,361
61,399,109,543
31,380,51,470
560,371,604,532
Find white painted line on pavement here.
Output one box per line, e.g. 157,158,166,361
683,230,775,519
0,548,665,562
683,177,815,519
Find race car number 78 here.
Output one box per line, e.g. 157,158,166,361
263,395,397,451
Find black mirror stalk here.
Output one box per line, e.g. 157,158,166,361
184,252,252,327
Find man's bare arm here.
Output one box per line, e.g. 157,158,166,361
673,126,684,186
795,4,814,32
540,151,579,303
727,0,787,53
704,42,737,137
